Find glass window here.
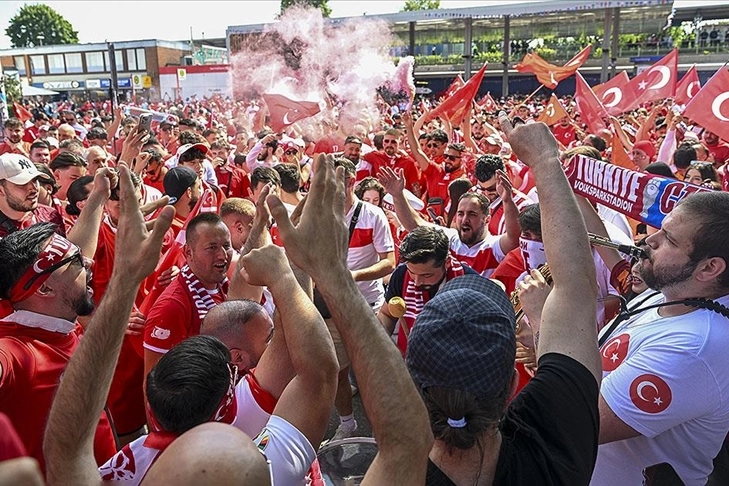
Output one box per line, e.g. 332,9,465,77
126,49,137,71
103,51,125,72
86,52,105,72
136,48,146,71
13,56,27,75
64,53,83,73
29,55,46,75
47,54,65,74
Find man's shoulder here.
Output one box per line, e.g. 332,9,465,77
148,276,192,315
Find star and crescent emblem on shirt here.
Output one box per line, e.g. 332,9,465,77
600,333,630,372
630,373,672,414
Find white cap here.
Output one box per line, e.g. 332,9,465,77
0,153,43,185
382,189,425,211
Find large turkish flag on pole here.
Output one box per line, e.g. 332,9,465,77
574,72,608,134
262,94,321,132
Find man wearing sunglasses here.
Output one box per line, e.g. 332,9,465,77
0,167,121,473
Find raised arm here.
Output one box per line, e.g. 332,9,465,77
500,114,600,383
43,164,174,486
402,112,431,172
240,243,337,447
66,167,116,259
270,154,432,486
496,169,521,255
378,166,429,231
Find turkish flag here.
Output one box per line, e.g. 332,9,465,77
443,75,465,98
574,72,608,134
593,71,630,116
615,49,678,114
515,46,591,89
537,94,568,126
12,102,33,124
675,64,701,107
138,188,218,316
426,63,488,127
479,92,498,113
683,66,729,143
262,93,321,132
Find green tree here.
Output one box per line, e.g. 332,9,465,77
280,0,332,17
401,0,441,11
3,74,22,105
5,4,79,48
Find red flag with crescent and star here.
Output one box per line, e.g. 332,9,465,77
12,102,33,124
537,94,568,126
425,63,488,127
675,64,701,107
479,92,498,113
593,71,630,116
613,49,678,114
262,94,321,132
683,66,729,143
574,72,608,134
443,74,465,99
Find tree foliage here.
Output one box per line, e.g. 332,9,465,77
5,4,79,48
401,0,441,12
280,0,332,18
2,74,22,106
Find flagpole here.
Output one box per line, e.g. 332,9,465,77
509,84,544,118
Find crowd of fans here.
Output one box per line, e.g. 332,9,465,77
0,80,728,486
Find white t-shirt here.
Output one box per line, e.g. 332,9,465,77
345,199,394,306
592,293,729,485
254,415,317,486
442,227,505,278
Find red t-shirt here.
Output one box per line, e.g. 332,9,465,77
423,163,466,214
0,412,27,461
363,151,422,197
552,124,577,148
0,142,30,157
707,140,729,165
143,273,226,355
0,316,117,473
215,167,250,199
313,135,345,155
0,205,66,239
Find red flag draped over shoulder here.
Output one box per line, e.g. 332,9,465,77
515,46,591,89
574,72,608,134
675,64,701,106
12,102,33,124
683,66,729,143
261,93,321,132
537,94,568,126
425,63,487,127
593,71,630,116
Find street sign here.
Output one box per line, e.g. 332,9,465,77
142,76,152,88
177,68,187,81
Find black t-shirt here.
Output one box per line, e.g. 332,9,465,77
426,353,599,485
384,263,478,302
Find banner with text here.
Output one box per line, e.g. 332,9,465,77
566,154,712,228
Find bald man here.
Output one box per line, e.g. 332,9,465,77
85,146,109,175
56,124,77,144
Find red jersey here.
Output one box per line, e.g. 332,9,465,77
486,190,534,236
0,141,30,157
0,312,117,473
313,135,345,155
707,140,729,165
0,412,26,461
363,151,422,197
552,123,577,148
0,205,66,239
215,166,250,199
422,163,466,215
143,273,226,355
22,126,40,144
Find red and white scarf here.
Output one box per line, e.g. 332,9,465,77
398,253,465,354
180,264,228,323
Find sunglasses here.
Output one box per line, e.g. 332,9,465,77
285,150,299,156
23,247,84,291
444,154,461,161
427,143,441,148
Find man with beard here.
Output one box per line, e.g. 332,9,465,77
143,212,233,376
163,166,201,238
0,118,30,157
405,112,467,213
336,135,373,183
0,166,120,471
703,130,729,166
380,165,519,278
246,132,280,171
0,153,65,238
592,191,729,485
377,226,479,355
363,128,421,197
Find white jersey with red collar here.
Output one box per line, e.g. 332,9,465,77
442,227,505,277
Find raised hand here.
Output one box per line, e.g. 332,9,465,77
239,244,292,289
377,166,405,196
498,111,559,168
112,163,174,284
495,169,514,203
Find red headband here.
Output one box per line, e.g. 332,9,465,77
9,234,75,304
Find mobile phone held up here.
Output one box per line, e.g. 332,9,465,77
139,113,152,133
